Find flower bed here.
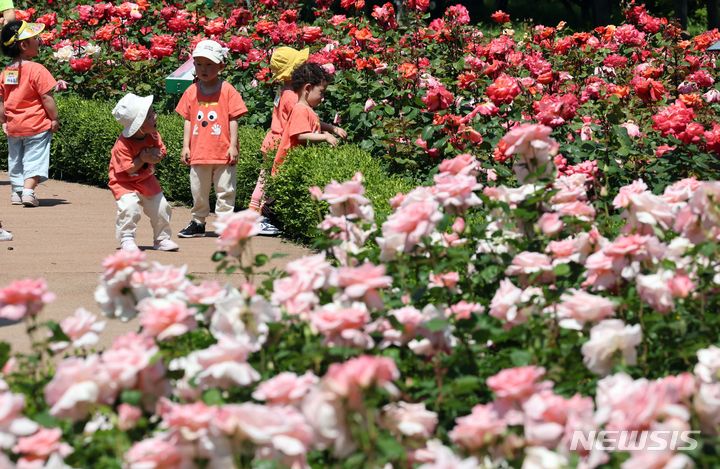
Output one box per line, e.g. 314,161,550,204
9,1,720,186
1,121,720,467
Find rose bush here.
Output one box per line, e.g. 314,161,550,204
6,1,719,188
2,119,720,466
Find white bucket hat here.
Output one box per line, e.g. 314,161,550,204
192,40,228,64
112,93,154,138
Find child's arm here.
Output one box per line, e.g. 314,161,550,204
297,131,338,147
125,148,156,174
320,122,347,139
0,96,6,135
40,92,60,132
228,119,239,165
181,120,191,165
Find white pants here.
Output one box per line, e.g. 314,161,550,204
116,192,172,243
190,164,237,224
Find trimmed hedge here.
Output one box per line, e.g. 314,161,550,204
266,144,413,241
0,97,412,242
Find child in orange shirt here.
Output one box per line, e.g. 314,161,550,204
176,40,248,238
273,63,346,174
0,20,59,207
110,93,178,252
249,47,306,236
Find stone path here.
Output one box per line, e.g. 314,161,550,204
0,172,309,353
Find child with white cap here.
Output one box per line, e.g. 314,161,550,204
176,39,248,238
0,19,59,207
109,93,179,252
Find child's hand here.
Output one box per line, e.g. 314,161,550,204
181,147,191,166
1,123,6,135
325,134,339,147
227,146,238,165
50,120,60,132
332,126,347,139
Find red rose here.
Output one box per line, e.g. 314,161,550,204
486,74,521,106
70,57,93,73
36,13,57,28
204,17,226,36
340,0,365,10
228,36,253,54
124,44,151,62
302,26,323,43
490,10,510,23
398,62,418,81
150,35,177,59
422,84,454,112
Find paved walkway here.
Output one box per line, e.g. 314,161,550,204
0,173,309,353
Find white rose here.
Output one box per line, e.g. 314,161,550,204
53,45,75,62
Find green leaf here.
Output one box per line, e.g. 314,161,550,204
45,321,70,343
202,389,225,405
211,251,227,262
32,412,61,428
255,254,269,267
424,317,448,332
120,390,142,406
377,433,405,459
553,264,571,277
452,376,481,394
510,349,533,366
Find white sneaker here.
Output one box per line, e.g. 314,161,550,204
154,239,179,251
120,239,139,251
10,192,21,205
258,217,281,236
21,193,39,207
0,229,12,241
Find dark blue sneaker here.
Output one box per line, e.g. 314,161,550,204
178,220,206,238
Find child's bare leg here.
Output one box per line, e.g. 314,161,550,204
23,176,40,190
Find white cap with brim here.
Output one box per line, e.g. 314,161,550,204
192,39,229,64
112,93,154,138
3,21,45,47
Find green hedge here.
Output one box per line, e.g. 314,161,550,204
0,97,411,242
266,144,413,241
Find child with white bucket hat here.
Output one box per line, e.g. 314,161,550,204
176,39,248,238
109,93,179,252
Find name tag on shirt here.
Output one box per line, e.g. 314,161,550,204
4,70,18,85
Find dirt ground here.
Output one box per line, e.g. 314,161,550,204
0,173,309,353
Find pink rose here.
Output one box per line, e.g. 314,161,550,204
613,179,648,209
102,332,159,391
124,436,186,469
324,355,399,409
382,402,438,440
0,278,56,321
320,173,372,220
184,280,226,305
377,189,443,260
285,253,332,291
446,301,483,320
44,355,113,421
117,404,142,431
311,302,372,348
428,271,460,291
489,279,542,329
252,372,319,405
437,153,477,176
636,271,675,314
537,212,564,236
0,391,38,447
487,366,547,401
556,289,615,329
581,320,642,375
334,263,392,309
52,308,106,351
695,383,720,434
620,121,641,137
138,298,197,341
215,403,313,466
363,98,376,112
214,210,261,256
13,428,72,466
308,185,323,201
180,337,260,389
505,251,554,283
157,398,215,438
694,346,720,384
432,173,482,212
449,404,507,450
131,264,190,300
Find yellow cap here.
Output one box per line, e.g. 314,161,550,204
270,46,309,82
3,21,45,47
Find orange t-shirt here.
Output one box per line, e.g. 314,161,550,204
260,87,298,154
0,61,57,137
272,103,320,175
108,132,166,200
175,81,248,165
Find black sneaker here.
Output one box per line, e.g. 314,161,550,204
178,220,206,238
